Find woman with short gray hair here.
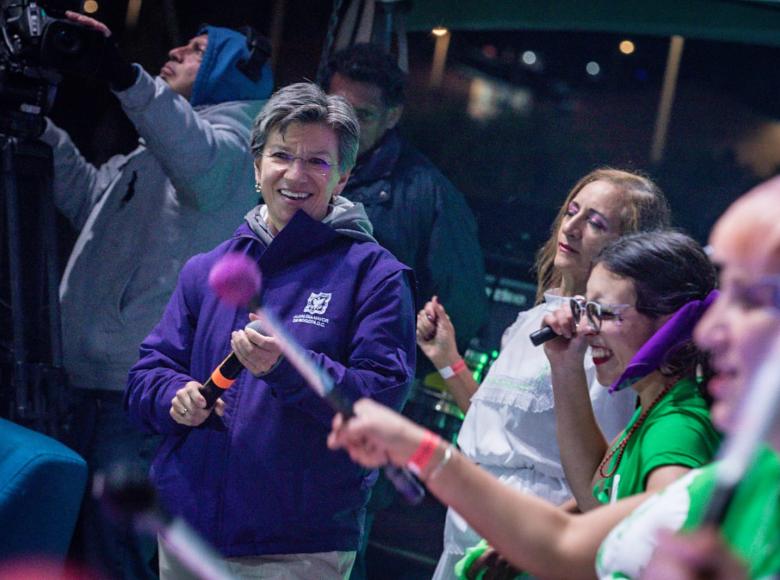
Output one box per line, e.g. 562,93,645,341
126,81,417,579
250,82,359,174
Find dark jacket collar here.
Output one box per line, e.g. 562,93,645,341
346,129,402,187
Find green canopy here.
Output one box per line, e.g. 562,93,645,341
406,0,780,46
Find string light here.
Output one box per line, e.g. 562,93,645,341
521,50,537,66
619,40,636,55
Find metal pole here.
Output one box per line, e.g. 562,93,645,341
650,35,685,164
1,137,28,418
315,0,345,86
429,30,451,88
125,0,142,30
269,0,287,74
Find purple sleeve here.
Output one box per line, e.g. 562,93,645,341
264,269,416,427
124,260,202,435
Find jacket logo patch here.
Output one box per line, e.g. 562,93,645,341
294,292,332,328
303,292,332,315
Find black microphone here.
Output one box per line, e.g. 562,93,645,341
199,320,264,408
529,325,557,346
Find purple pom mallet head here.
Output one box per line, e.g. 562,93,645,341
208,253,262,307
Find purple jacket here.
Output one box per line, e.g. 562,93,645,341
125,208,416,557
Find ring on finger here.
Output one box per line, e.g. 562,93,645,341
180,407,189,416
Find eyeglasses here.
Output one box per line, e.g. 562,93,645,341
740,275,780,311
570,295,633,332
263,151,335,176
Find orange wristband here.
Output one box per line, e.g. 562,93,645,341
438,358,467,380
406,430,442,476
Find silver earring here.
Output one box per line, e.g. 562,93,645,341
254,182,262,193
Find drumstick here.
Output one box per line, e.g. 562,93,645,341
209,253,426,505
701,331,780,524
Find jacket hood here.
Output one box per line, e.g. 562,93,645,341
191,25,273,107
244,196,376,245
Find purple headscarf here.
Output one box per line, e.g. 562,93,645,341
609,289,720,393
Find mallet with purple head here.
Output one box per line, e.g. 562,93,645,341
195,253,265,408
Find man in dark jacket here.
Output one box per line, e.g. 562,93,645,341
322,44,488,363
322,43,488,579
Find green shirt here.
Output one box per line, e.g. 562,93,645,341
685,446,780,577
594,378,720,503
597,446,780,579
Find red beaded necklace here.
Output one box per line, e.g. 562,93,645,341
598,378,676,479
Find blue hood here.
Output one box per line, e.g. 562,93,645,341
190,25,273,107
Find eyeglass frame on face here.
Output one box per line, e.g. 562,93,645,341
263,150,336,177
733,274,780,313
570,295,634,332
709,250,780,312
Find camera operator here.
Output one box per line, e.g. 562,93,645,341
39,12,273,579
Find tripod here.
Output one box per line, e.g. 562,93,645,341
0,133,68,436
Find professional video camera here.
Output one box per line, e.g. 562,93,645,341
0,1,107,431
0,0,107,138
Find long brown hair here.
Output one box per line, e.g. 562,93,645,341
534,168,671,303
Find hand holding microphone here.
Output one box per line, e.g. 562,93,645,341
167,250,280,425
169,318,278,426
170,381,223,427
530,298,581,347
230,315,282,377
533,304,590,379
529,325,557,346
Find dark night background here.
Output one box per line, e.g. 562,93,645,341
6,0,779,418
49,0,779,290
2,1,780,577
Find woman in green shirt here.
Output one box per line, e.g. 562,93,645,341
454,231,722,578
542,231,721,511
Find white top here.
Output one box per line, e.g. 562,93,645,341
432,292,637,580
596,469,695,579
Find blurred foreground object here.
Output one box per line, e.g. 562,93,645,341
0,417,86,562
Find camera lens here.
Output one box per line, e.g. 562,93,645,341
52,28,82,55
40,19,109,76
